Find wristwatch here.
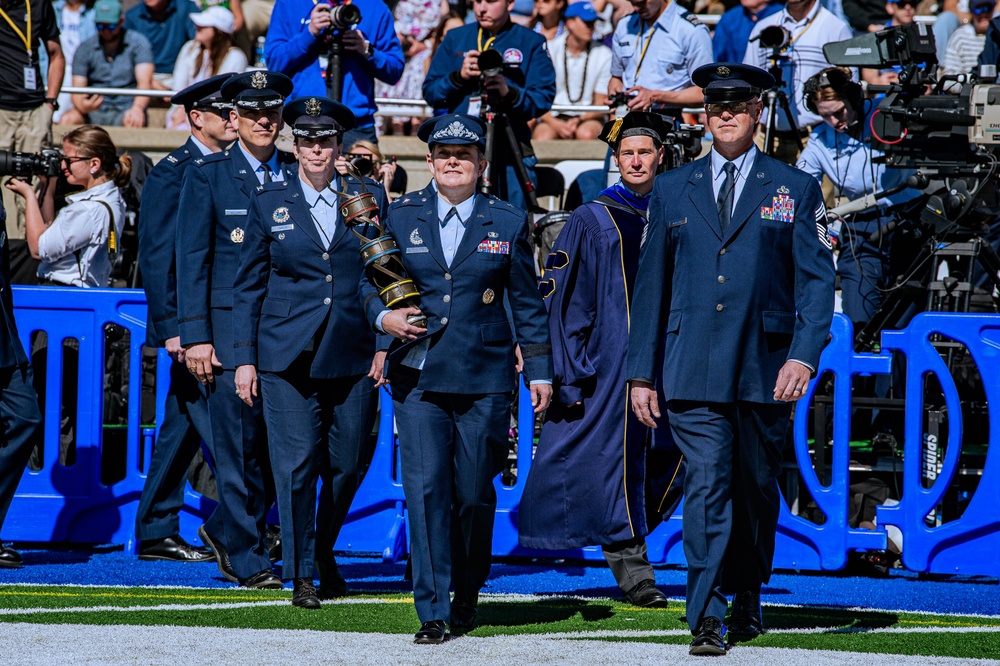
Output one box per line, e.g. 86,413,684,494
363,40,374,59
44,97,59,111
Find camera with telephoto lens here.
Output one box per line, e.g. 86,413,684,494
477,48,504,79
0,149,62,178
322,2,361,30
349,154,373,177
756,25,792,51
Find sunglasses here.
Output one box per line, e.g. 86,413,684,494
95,22,119,31
60,156,90,166
893,0,916,7
972,4,994,15
705,101,752,115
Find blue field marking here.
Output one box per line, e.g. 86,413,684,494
1,550,996,618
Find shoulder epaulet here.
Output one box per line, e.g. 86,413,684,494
390,194,420,208
486,195,521,216
259,180,287,192
684,12,703,27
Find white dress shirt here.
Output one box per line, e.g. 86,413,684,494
299,175,340,246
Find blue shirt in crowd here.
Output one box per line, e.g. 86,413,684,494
713,1,783,63
264,0,404,128
125,0,196,75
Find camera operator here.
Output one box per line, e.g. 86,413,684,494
335,139,397,201
606,0,712,121
0,0,65,279
264,0,404,147
423,0,556,210
4,125,127,287
744,0,853,164
797,67,921,327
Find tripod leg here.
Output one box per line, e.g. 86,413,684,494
502,117,542,212
775,92,803,151
480,112,497,196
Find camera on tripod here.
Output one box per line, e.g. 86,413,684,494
756,25,791,52
0,149,62,178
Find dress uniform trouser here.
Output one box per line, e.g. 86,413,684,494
206,368,273,579
393,383,511,623
258,367,377,580
666,400,790,632
135,359,215,541
0,364,41,529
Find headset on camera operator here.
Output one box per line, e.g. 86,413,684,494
797,66,921,326
4,124,127,287
422,0,556,210
264,0,404,146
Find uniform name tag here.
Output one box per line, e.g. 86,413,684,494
225,209,248,216
405,246,430,254
271,224,294,232
669,217,687,227
477,240,510,255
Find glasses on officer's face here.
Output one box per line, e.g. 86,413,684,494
705,101,751,115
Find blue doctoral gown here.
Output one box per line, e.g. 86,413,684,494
519,186,681,550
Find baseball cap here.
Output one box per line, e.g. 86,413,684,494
191,6,237,35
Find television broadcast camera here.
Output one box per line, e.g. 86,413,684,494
0,149,62,178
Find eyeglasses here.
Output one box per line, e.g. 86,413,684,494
95,22,119,31
705,101,751,115
60,156,90,167
972,4,994,15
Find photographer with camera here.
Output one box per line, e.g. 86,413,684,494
335,139,397,201
797,67,921,328
744,0,853,164
606,0,712,121
422,0,556,210
4,125,127,287
263,0,404,147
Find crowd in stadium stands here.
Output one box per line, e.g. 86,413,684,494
1,0,999,650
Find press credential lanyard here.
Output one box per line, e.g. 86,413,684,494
0,0,36,90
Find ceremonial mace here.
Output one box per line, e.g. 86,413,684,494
336,164,427,327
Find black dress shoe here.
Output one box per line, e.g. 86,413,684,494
138,535,214,562
625,579,668,608
414,620,447,644
450,599,478,634
198,525,238,583
728,591,765,641
241,569,282,589
265,524,282,563
0,543,22,569
292,578,321,609
690,617,727,656
316,557,348,599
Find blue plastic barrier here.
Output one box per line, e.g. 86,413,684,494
6,287,1000,576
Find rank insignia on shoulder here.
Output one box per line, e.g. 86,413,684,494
488,231,498,238
410,228,423,245
273,207,290,223
777,185,790,194
231,227,245,243
166,155,178,163
685,13,703,26
483,288,495,304
195,158,204,164
257,185,264,192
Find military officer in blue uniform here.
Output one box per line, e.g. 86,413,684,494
135,74,236,564
232,96,387,609
0,203,42,568
176,70,296,590
627,63,835,655
422,0,555,211
362,114,553,643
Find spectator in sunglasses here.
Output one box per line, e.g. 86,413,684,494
942,0,994,86
860,0,917,86
60,0,155,127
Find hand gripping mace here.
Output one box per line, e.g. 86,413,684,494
336,164,427,328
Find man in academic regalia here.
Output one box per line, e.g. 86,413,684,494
519,112,684,609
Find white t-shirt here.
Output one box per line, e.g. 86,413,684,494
37,180,126,287
56,6,85,123
168,41,248,129
548,34,612,116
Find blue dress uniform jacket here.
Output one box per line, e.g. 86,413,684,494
176,146,296,368
422,22,555,151
626,151,836,402
362,185,553,391
233,176,389,376
139,137,199,347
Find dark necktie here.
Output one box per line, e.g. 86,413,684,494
261,165,272,183
718,161,736,235
441,207,459,227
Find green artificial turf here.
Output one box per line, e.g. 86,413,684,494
1,584,998,660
